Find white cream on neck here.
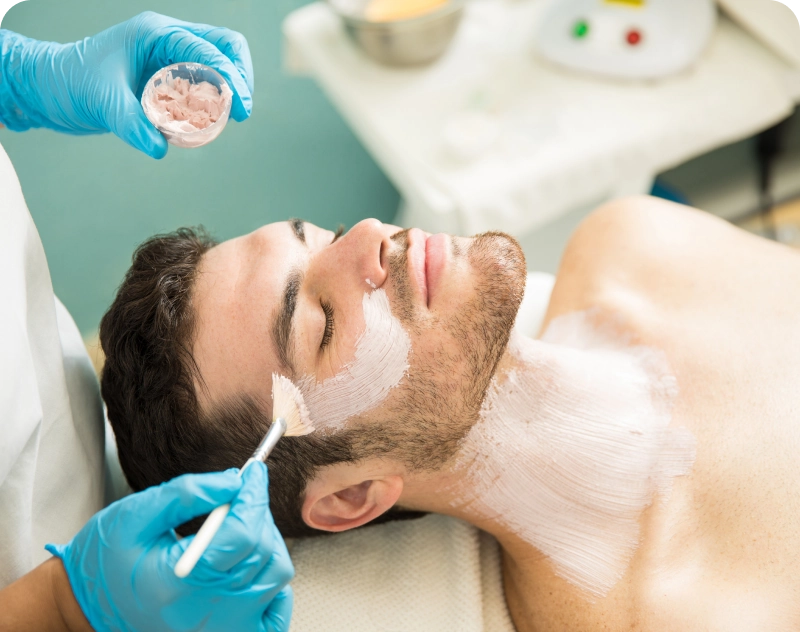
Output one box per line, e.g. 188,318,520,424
453,312,696,598
299,289,411,430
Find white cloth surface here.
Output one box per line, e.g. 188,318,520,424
288,273,554,632
719,0,800,67
514,272,556,339
284,2,795,236
290,515,516,632
0,141,105,588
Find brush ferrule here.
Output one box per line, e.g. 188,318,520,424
251,417,287,464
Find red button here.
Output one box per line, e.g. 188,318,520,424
627,29,642,45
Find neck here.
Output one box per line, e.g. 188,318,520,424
412,314,696,598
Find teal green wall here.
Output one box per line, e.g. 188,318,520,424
1,0,400,335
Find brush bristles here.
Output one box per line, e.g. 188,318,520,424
272,373,314,436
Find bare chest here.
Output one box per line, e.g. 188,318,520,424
638,309,800,631
511,268,800,631
630,300,800,630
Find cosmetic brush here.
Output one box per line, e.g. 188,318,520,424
174,373,313,579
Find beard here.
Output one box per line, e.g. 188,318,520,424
347,230,527,472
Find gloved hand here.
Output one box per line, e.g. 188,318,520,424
46,462,293,632
0,11,254,158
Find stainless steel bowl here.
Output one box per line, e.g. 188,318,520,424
327,0,465,67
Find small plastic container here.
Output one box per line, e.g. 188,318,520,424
141,62,232,149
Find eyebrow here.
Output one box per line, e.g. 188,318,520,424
272,221,308,377
290,218,306,244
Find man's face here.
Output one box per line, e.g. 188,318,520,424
192,219,526,470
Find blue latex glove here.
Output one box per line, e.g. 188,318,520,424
0,11,254,158
46,462,294,632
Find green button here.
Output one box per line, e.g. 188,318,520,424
573,20,589,38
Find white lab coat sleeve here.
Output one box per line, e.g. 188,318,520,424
0,141,105,588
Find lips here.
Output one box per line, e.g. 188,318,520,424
425,233,447,306
406,228,448,308
407,228,428,305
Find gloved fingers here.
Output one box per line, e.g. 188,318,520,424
106,87,168,159
174,24,254,96
137,12,253,90
260,586,294,632
236,521,294,596
220,517,294,589
133,469,242,543
197,461,275,573
152,29,252,122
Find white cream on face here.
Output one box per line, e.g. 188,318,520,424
299,289,411,430
453,313,696,598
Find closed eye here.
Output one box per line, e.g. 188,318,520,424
320,300,335,350
318,226,343,352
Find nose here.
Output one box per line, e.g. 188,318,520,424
327,219,392,289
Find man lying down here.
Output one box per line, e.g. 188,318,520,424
100,195,800,631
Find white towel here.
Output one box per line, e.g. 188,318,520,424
290,515,515,632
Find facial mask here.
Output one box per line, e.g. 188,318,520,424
453,313,696,598
144,72,231,134
299,289,411,430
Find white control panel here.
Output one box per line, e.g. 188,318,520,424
536,0,717,80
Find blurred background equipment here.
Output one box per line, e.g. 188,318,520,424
285,0,797,273
536,0,717,79
327,0,465,66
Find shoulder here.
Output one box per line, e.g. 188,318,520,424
543,196,735,320
563,195,722,269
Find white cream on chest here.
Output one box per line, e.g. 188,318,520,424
454,312,696,597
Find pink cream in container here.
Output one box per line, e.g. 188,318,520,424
141,63,233,149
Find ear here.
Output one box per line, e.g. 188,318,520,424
302,475,404,533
